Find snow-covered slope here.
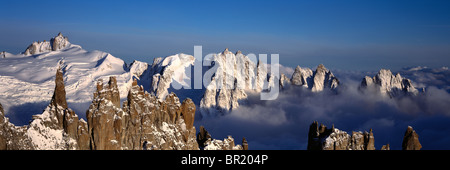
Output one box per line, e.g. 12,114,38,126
147,53,196,100
0,33,148,124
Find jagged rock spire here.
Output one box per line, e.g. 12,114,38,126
242,137,248,150
402,126,422,150
51,68,68,109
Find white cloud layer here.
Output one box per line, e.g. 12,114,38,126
195,67,450,150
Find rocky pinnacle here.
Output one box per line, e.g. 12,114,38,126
402,126,422,150
51,68,68,109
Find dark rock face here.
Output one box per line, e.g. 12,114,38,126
197,126,212,149
307,121,321,150
402,126,422,150
307,121,375,150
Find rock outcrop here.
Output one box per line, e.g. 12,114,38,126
51,32,70,51
0,103,10,149
86,77,199,150
203,135,244,150
291,66,313,87
196,125,246,150
0,102,33,150
1,51,6,58
381,144,390,150
307,121,422,150
307,121,374,150
402,126,422,150
24,32,70,55
24,40,52,56
242,137,249,150
197,125,212,149
291,64,339,92
360,69,418,97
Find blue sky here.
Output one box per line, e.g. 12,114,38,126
1,0,450,71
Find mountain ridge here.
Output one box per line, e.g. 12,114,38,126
0,68,246,150
1,33,428,123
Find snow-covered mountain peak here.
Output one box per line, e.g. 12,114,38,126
148,53,196,100
360,69,419,97
311,64,339,92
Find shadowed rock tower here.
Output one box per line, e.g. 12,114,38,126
402,126,422,150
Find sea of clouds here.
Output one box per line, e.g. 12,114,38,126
195,66,450,150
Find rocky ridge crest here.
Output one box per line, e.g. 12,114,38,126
290,64,339,92
0,69,245,150
360,69,418,97
307,121,374,150
307,121,422,150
